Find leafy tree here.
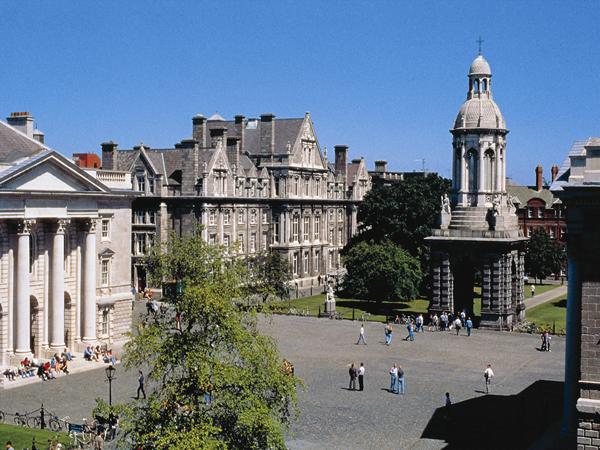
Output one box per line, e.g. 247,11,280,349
248,251,291,304
342,240,421,302
353,174,451,257
525,228,566,283
120,229,299,449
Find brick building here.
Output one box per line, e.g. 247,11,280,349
506,164,566,241
100,112,371,296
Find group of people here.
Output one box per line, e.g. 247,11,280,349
429,311,473,336
347,362,365,391
84,345,118,365
540,330,552,352
2,349,73,382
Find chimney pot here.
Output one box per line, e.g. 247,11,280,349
260,113,275,122
551,165,559,182
535,165,543,191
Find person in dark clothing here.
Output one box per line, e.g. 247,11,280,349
348,363,357,390
136,369,146,399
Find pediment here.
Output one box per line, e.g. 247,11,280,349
0,152,108,193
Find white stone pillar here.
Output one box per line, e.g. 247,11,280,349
15,220,35,355
82,219,97,342
50,219,69,348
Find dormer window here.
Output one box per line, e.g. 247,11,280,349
136,174,146,192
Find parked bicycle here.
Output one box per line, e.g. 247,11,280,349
49,414,71,431
13,411,39,428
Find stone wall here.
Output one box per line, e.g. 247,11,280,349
578,416,600,449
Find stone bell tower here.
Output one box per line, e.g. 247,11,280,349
426,53,527,329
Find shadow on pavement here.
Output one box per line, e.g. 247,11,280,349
421,380,563,449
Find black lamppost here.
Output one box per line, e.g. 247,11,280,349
105,365,116,405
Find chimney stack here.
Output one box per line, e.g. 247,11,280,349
234,115,245,153
374,160,388,173
260,113,275,153
551,165,559,182
535,165,543,191
209,127,227,148
7,112,35,138
334,145,348,180
32,130,45,144
192,114,207,147
101,141,119,170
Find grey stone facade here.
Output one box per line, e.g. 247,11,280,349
101,112,371,295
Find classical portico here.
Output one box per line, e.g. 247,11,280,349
426,54,527,329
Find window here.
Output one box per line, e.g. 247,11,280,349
101,259,110,286
250,233,256,253
250,210,257,225
328,250,333,269
135,233,147,255
329,209,334,221
148,211,156,224
549,228,555,239
537,208,544,219
238,210,245,224
527,227,533,237
135,210,145,224
101,308,109,336
303,251,309,274
274,177,280,197
273,216,280,243
136,175,145,192
314,216,320,240
303,216,310,241
329,228,334,243
314,250,320,273
292,215,299,242
148,177,155,194
101,219,110,240
338,227,343,245
223,234,230,249
262,232,268,251
196,178,204,196
262,210,268,224
294,177,299,195
305,178,309,196
238,233,245,253
223,210,230,225
209,234,217,245
293,252,299,275
315,178,320,197
209,210,216,226
527,208,533,219
338,209,343,222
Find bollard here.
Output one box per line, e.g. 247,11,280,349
40,403,45,429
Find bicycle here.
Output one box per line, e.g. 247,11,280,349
49,414,71,432
69,423,93,449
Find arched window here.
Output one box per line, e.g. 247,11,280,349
474,79,480,92
482,79,488,92
454,147,462,187
466,149,478,192
484,149,496,191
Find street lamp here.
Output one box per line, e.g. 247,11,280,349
105,365,116,406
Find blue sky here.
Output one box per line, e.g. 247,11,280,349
0,1,599,184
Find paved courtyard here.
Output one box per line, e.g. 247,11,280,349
0,315,564,449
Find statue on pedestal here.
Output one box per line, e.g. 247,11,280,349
325,283,336,314
439,193,452,229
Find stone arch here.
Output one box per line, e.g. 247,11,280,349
484,148,496,191
466,148,479,197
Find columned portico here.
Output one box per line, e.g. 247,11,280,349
50,219,69,349
15,220,35,355
82,219,97,342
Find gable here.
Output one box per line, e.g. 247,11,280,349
0,155,107,193
288,118,327,169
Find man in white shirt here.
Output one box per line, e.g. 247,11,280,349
389,364,398,393
484,364,494,394
356,324,367,345
358,362,365,391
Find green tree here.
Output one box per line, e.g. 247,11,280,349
525,228,566,283
248,251,291,304
120,229,299,449
353,174,451,257
342,240,422,301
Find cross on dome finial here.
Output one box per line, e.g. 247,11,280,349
477,36,484,55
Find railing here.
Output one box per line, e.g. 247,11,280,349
96,170,128,183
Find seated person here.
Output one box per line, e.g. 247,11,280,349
61,356,70,375
20,357,31,369
92,346,101,361
83,346,93,361
62,347,73,361
108,350,117,365
3,367,16,381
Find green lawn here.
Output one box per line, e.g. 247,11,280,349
0,424,70,449
273,294,482,322
525,295,567,333
525,282,561,299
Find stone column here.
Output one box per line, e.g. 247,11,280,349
82,219,97,343
50,219,69,348
15,220,35,355
481,255,492,312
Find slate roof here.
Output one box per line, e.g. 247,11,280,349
0,120,47,163
506,183,558,208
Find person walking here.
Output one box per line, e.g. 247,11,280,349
358,363,365,391
460,310,466,327
136,369,146,399
389,363,398,393
445,392,452,407
356,324,367,345
453,317,462,336
405,321,415,341
416,314,424,333
466,317,473,336
531,284,536,297
397,365,405,394
385,323,393,346
484,364,494,394
348,363,357,390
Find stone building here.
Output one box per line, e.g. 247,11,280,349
506,165,566,241
426,54,527,329
368,159,432,186
100,112,371,296
552,138,600,447
0,112,134,364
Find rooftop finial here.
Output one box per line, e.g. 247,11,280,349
477,36,484,55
